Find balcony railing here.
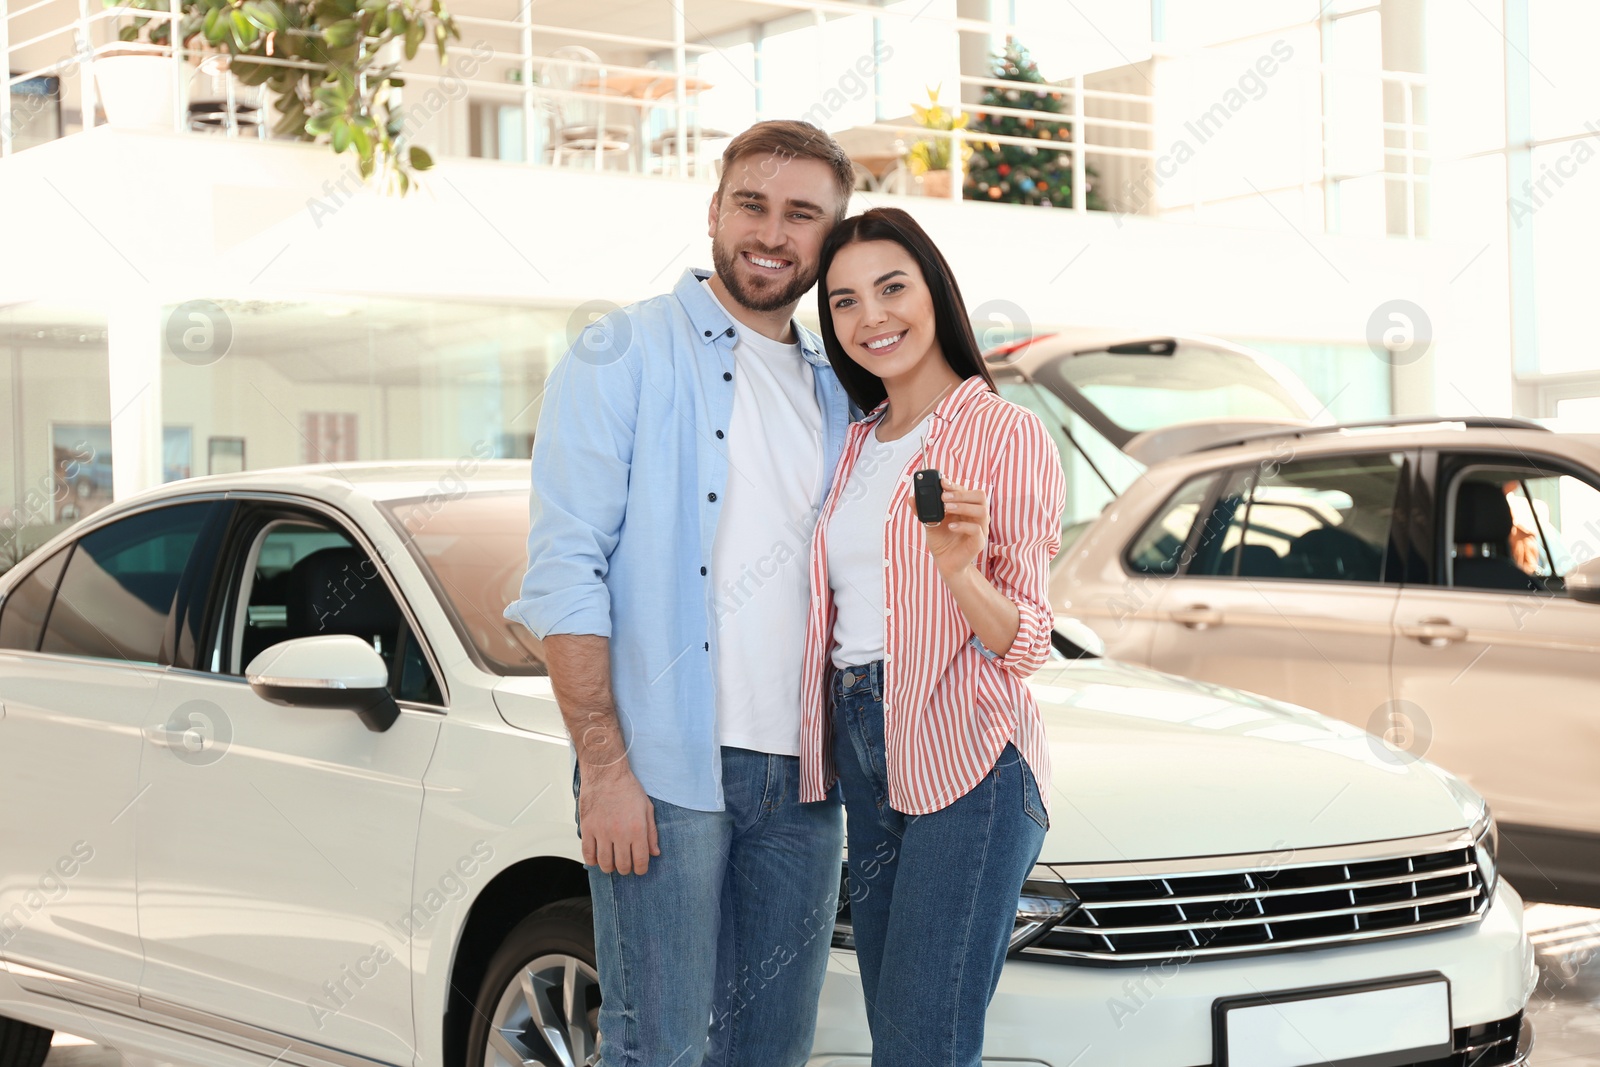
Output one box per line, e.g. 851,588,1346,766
2,0,1425,233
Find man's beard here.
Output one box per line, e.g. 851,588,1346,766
711,237,818,314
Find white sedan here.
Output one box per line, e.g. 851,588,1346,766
0,461,1534,1067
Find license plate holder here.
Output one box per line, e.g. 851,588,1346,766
1212,972,1453,1067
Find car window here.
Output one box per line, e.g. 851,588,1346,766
39,502,214,664
0,545,72,652
381,490,547,676
1126,473,1218,575
1445,464,1600,594
1188,454,1401,582
220,514,442,705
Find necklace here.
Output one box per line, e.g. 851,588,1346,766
877,379,959,444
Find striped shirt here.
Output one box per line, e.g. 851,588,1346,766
799,374,1067,814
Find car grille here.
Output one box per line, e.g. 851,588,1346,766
1021,841,1491,964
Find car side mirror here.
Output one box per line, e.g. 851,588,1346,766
245,635,401,732
1052,615,1106,659
1565,556,1600,605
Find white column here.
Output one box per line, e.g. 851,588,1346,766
107,295,163,501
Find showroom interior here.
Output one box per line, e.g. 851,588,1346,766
2,0,1598,1064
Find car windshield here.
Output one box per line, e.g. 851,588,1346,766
381,489,547,675
1038,344,1317,435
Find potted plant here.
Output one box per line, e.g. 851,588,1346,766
904,84,971,198
99,0,459,191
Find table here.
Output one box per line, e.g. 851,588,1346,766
577,75,715,171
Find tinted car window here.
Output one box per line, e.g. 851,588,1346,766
1189,455,1401,582
39,503,213,664
1446,464,1600,593
0,545,72,652
1126,473,1217,575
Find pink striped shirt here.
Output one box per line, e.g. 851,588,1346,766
799,374,1066,814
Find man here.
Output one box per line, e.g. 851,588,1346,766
504,120,857,1066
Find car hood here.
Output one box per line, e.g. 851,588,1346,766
1028,658,1483,865
495,660,1484,867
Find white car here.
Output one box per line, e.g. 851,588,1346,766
1050,416,1600,912
0,461,1534,1067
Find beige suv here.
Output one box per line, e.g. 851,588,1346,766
1051,418,1600,908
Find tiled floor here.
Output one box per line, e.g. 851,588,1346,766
40,905,1600,1066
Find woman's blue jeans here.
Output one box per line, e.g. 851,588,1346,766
831,659,1048,1067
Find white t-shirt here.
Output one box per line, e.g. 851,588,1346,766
705,279,824,756
826,412,934,669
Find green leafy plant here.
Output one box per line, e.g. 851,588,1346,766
904,84,972,175
104,0,459,192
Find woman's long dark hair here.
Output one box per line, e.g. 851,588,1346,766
815,207,997,413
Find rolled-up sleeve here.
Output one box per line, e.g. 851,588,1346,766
503,316,642,640
983,412,1066,677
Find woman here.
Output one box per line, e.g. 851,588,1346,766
799,206,1066,1065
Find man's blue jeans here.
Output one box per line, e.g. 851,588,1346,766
830,659,1048,1067
575,748,843,1067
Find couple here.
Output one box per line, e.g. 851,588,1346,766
505,119,1066,1067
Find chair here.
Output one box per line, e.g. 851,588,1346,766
542,45,632,170
1451,482,1537,591
649,126,729,176
1285,526,1381,582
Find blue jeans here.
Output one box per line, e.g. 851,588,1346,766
574,748,843,1067
830,659,1048,1067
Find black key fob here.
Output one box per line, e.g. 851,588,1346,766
913,469,944,524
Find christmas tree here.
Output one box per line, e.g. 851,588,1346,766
964,41,1103,209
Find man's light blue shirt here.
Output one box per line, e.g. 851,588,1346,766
504,267,855,811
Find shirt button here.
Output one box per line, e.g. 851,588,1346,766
723,371,733,381
704,642,710,651
703,329,713,337
716,429,724,439
725,327,735,337
700,566,707,576
882,559,889,568
708,492,717,502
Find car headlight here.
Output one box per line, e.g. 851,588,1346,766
1010,866,1078,951
1473,809,1499,907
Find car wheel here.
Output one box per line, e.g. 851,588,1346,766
0,1016,52,1067
465,898,601,1067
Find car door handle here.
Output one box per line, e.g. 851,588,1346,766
1171,604,1223,630
144,723,210,754
1401,617,1468,647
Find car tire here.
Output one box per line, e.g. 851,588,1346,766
0,1016,52,1067
464,897,602,1067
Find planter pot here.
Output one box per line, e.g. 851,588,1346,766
919,169,952,198
95,52,177,129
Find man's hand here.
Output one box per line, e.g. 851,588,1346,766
544,634,662,875
578,763,661,875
